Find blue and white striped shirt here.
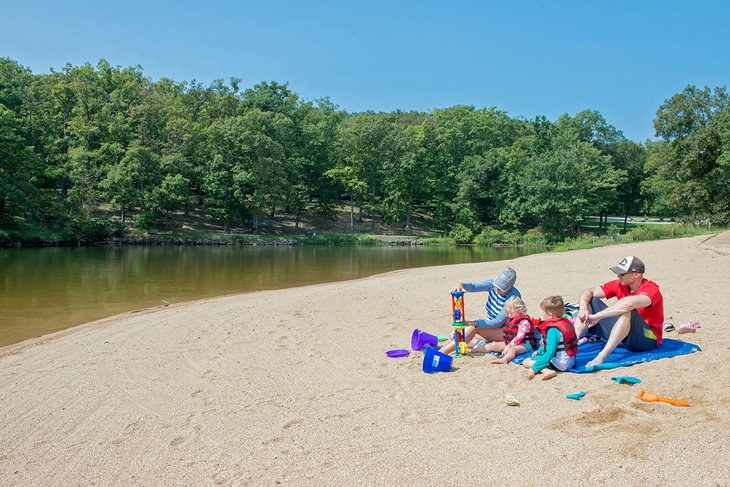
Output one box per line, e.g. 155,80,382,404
462,279,522,329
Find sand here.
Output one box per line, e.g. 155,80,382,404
2,233,730,486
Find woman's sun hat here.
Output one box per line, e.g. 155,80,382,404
494,268,517,292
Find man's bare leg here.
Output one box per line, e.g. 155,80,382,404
586,312,631,367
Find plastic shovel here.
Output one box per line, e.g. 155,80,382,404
612,376,641,384
638,390,689,407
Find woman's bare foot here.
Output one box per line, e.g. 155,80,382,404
541,369,558,381
491,358,507,364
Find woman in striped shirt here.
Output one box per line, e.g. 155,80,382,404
438,268,521,355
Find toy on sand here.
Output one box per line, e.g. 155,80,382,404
451,291,468,358
638,390,689,407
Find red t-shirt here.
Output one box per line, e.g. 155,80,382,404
601,278,664,344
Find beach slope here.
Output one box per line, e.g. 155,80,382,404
1,234,729,486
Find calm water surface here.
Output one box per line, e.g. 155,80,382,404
0,245,543,347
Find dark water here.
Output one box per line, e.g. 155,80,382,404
0,245,543,348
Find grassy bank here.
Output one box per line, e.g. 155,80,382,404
2,207,722,250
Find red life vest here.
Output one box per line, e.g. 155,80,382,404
503,314,537,349
536,317,578,357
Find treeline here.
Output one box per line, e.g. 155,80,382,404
1,57,728,243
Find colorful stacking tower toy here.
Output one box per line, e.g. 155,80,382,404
451,291,468,357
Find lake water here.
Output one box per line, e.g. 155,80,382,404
0,245,543,348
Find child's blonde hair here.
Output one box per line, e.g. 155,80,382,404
540,295,565,318
503,296,528,315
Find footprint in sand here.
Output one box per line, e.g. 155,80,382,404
170,436,185,447
282,419,303,430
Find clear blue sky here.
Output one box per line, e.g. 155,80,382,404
2,0,729,141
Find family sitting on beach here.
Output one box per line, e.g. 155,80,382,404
438,256,664,380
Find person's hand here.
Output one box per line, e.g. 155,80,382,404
450,283,465,293
531,351,538,357
584,314,599,327
576,307,589,324
527,369,536,380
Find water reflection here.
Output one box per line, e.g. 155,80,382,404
0,245,542,347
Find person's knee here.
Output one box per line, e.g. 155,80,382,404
617,311,633,324
589,297,604,312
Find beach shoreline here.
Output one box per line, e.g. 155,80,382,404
2,233,729,486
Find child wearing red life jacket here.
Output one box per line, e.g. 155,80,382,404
522,296,578,381
478,296,537,365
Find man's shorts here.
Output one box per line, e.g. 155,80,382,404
588,297,657,352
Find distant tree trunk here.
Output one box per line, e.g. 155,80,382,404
121,207,125,224
295,207,301,229
224,219,231,234
349,199,355,234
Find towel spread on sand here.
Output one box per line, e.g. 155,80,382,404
512,338,701,373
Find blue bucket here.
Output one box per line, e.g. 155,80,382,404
411,328,439,351
423,346,453,373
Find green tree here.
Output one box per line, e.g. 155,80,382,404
649,85,729,223
0,105,39,223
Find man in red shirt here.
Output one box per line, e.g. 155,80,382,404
574,256,664,367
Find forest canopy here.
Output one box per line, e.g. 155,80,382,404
1,57,728,242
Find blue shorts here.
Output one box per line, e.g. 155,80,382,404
588,298,657,352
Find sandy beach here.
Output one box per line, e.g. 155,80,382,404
2,233,729,486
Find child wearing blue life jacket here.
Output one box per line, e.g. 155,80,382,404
481,296,537,365
522,296,578,380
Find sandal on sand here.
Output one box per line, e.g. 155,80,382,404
678,321,701,334
663,322,675,332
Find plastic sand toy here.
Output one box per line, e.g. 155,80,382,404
638,390,689,407
386,349,410,358
505,393,520,406
611,376,641,384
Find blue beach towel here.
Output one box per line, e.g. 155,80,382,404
513,338,701,373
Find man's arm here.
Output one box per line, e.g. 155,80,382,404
576,286,606,323
584,294,651,326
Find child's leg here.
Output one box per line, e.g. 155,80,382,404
483,341,506,355
522,358,535,369
441,322,500,355
442,323,496,355
491,344,527,364
473,327,505,343
469,327,507,351
439,326,471,355
540,369,558,381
